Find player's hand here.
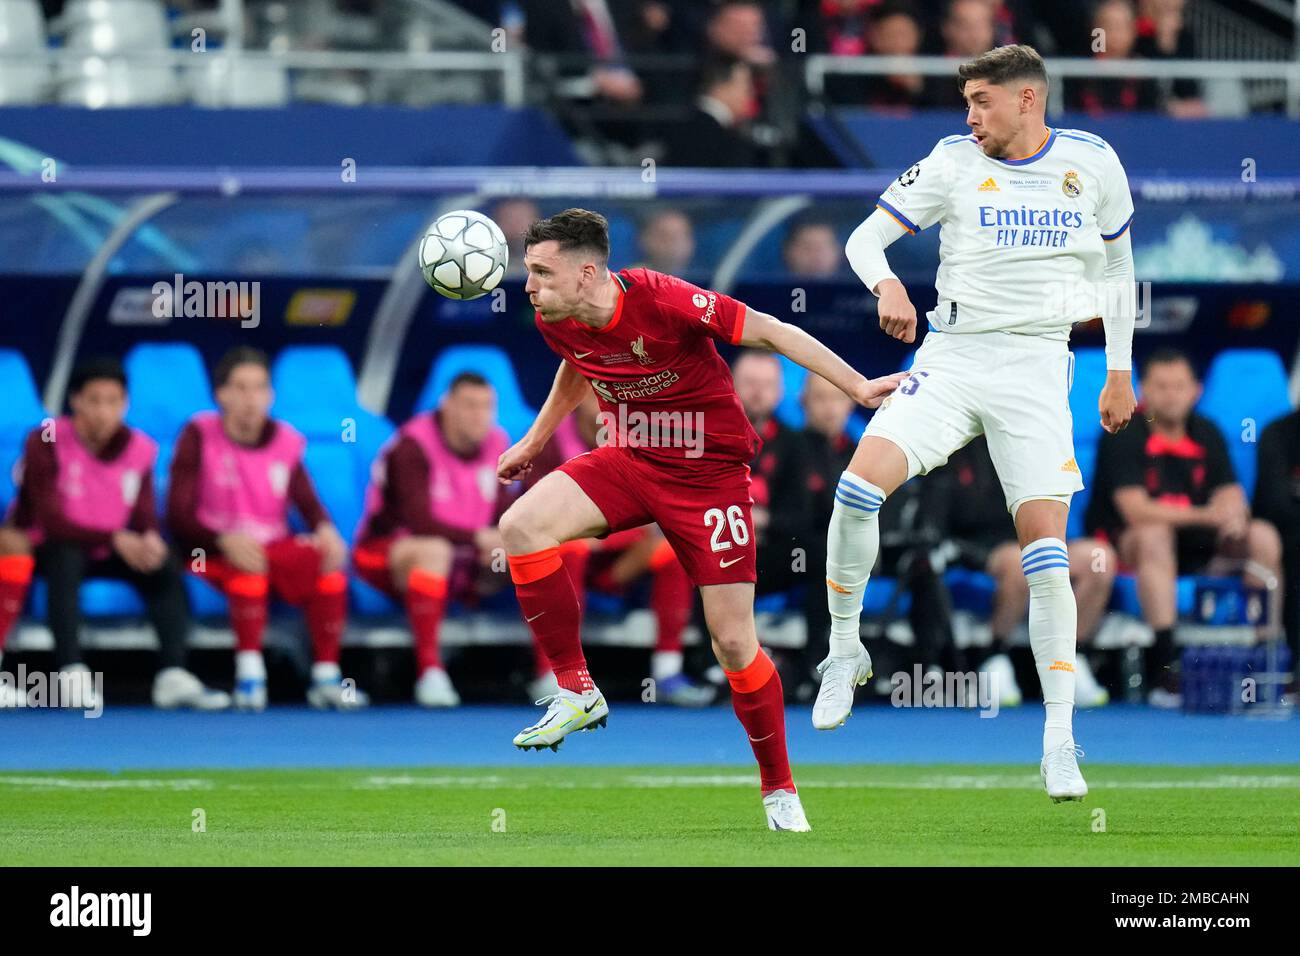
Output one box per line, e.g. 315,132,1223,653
853,371,910,409
497,439,540,485
217,532,267,575
1209,498,1249,543
138,530,169,572
111,530,151,573
310,523,347,574
876,279,917,343
1098,372,1137,434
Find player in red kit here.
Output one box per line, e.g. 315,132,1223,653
495,209,906,831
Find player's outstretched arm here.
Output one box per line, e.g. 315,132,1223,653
846,209,917,343
497,360,588,484
1098,229,1137,434
738,307,907,409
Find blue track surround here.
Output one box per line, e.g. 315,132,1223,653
0,705,1294,771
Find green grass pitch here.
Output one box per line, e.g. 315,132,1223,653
3,765,1297,866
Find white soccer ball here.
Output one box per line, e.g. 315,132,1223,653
419,209,509,300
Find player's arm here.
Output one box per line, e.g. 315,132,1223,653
1113,486,1221,530
498,359,588,484
845,209,916,342
738,307,906,409
1097,152,1138,435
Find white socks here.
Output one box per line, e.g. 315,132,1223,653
235,650,266,681
652,650,683,681
1022,538,1077,753
825,472,885,658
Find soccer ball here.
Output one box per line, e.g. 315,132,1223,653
419,209,508,300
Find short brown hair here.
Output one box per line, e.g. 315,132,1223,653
523,208,610,265
213,346,269,388
957,44,1048,93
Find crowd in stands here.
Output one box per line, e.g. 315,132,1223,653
1,341,1293,713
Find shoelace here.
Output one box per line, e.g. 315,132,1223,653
816,656,858,695
1045,743,1085,771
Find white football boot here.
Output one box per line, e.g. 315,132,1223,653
152,667,231,711
513,686,608,751
762,789,811,832
1040,743,1088,803
812,644,873,730
414,667,460,708
307,676,370,711
234,650,268,711
980,652,1023,708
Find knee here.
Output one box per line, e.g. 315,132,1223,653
710,624,752,663
1131,523,1175,564
498,503,540,554
0,527,32,557
408,536,452,572
1073,540,1116,585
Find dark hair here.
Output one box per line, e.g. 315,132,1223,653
213,346,270,388
957,43,1048,93
1141,348,1197,380
522,208,610,265
69,356,127,395
698,55,747,95
782,215,837,250
448,371,492,392
870,1,922,27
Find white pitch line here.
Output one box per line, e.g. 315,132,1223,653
0,776,212,791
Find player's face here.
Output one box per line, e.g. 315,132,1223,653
801,375,853,438
963,78,1027,158
1140,361,1201,426
216,364,272,433
524,240,594,322
441,383,498,448
69,379,127,446
732,356,783,423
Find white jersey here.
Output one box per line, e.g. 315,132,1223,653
876,127,1135,338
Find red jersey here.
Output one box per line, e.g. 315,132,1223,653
534,268,759,470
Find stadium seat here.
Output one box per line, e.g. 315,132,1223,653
415,345,537,443
1198,349,1292,499
27,578,145,619
1111,573,1220,619
773,354,807,428
0,349,47,511
271,346,358,424
124,342,215,502
1068,348,1109,456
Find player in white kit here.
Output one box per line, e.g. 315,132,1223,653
813,45,1139,802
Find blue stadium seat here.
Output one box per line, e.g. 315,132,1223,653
945,567,997,615
773,354,808,428
1198,349,1292,499
1068,348,1109,456
184,574,229,618
124,342,215,503
415,345,536,443
27,579,146,619
271,345,358,427
1111,574,1216,619
0,349,46,511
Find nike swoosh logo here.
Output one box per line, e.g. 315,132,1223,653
719,556,745,568
574,350,593,359
525,611,546,623
748,732,774,742
584,700,603,713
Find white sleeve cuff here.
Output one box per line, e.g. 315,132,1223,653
845,208,909,296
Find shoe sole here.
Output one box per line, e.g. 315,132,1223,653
1048,792,1087,803
514,714,608,751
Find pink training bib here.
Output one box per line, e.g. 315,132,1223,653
192,411,305,545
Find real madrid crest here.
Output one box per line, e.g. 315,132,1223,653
1062,170,1081,198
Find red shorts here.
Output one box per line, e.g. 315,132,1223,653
192,537,341,605
352,535,480,601
559,446,755,587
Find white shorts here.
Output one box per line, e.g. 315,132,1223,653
864,329,1084,513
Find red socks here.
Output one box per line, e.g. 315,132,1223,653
648,542,691,654
509,546,592,693
725,649,794,795
226,573,269,652
406,567,448,673
306,571,347,665
0,554,34,650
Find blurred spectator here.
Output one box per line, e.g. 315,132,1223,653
661,56,763,167
986,0,1041,49
353,372,513,708
805,0,877,58
862,2,927,109
1251,410,1300,694
636,207,696,275
705,1,777,67
1067,0,1161,114
167,347,363,712
524,390,715,706
0,357,227,712
733,353,815,672
491,197,541,278
520,0,644,105
1135,0,1206,118
1085,350,1283,706
929,436,1115,709
924,0,995,109
782,216,843,277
